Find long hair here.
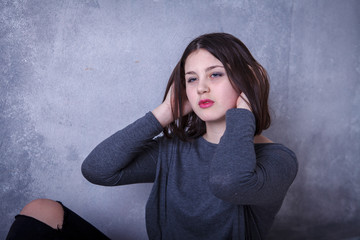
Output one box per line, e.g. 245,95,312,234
163,33,271,141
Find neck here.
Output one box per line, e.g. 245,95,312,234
203,120,226,144
203,124,273,145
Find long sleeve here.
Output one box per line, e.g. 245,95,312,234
81,112,164,186
209,108,298,206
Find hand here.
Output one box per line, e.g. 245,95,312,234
152,85,193,127
236,92,252,111
180,94,193,117
163,85,192,116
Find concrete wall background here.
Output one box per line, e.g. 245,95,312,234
1,0,359,239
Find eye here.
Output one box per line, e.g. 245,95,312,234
210,72,223,78
187,77,197,83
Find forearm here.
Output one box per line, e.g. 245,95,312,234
209,109,297,205
209,109,257,199
152,102,174,127
81,112,163,186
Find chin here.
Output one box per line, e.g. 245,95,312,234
196,114,226,124
193,108,226,122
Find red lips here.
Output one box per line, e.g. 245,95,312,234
198,99,214,108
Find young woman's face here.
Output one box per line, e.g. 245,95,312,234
184,49,239,124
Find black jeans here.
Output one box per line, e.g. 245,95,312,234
6,202,110,240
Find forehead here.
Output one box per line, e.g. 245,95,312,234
184,49,223,71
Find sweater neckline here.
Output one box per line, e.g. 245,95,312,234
198,135,281,148
198,136,218,148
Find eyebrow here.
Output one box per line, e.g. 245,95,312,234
185,65,224,75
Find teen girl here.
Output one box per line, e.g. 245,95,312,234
7,32,298,240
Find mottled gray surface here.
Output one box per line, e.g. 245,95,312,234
1,0,359,239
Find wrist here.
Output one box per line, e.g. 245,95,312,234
236,93,252,112
152,103,173,127
236,105,251,111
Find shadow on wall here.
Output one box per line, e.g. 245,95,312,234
268,221,360,240
1,0,360,239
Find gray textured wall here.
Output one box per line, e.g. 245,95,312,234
1,0,359,239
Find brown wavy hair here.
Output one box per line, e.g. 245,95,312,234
163,33,270,141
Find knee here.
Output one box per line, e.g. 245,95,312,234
20,199,64,229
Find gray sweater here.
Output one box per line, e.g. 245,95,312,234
82,109,298,240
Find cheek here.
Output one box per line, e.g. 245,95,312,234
185,88,190,100
224,89,239,108
185,88,196,104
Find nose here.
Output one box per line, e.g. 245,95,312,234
197,78,209,94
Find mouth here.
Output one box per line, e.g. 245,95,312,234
198,99,214,108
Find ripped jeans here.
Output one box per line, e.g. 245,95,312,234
6,201,110,240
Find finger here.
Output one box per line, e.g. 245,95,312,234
237,92,252,111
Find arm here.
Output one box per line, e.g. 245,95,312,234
152,84,193,127
209,109,298,206
81,112,163,186
82,85,192,186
